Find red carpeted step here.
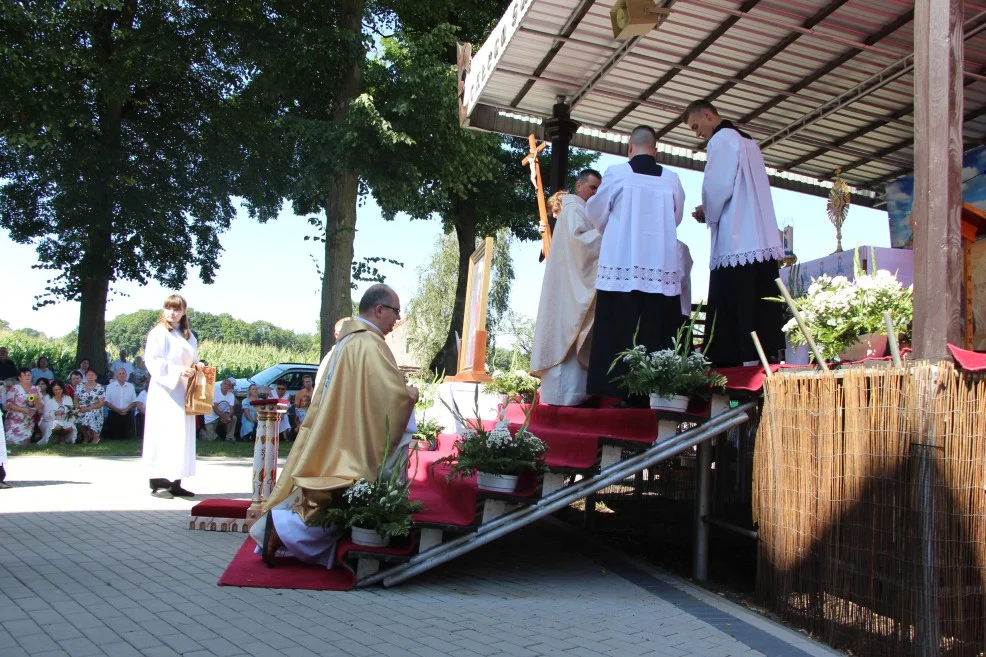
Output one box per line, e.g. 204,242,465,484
218,537,356,590
191,498,251,519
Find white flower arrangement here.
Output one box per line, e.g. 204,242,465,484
776,264,912,362
436,388,548,477
610,314,726,400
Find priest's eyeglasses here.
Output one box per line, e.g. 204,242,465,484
379,304,401,318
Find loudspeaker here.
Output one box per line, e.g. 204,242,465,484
610,0,668,41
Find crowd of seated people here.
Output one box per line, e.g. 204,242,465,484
1,348,151,446
2,346,311,446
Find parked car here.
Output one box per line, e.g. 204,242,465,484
232,363,318,402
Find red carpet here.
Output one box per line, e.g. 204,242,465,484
218,537,356,590
218,535,418,590
949,343,986,371
409,435,540,526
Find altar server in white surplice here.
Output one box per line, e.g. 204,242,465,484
585,125,686,401
142,294,200,499
531,169,603,406
684,100,785,367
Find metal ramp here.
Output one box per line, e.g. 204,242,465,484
357,399,757,588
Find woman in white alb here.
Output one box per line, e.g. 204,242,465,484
141,294,201,499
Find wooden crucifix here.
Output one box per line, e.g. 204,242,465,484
522,134,551,260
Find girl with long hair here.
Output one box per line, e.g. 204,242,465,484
141,294,201,498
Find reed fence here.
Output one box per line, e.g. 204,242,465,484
754,362,986,657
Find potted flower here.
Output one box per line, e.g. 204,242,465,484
608,317,727,411
311,426,423,548
483,369,540,405
411,417,443,451
436,390,548,494
775,258,912,363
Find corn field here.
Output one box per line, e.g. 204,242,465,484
0,330,318,381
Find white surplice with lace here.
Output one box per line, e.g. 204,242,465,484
585,162,684,296
702,128,784,270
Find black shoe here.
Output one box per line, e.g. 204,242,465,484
170,484,195,498
149,478,172,491
151,489,174,499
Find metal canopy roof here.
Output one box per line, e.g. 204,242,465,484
460,0,986,209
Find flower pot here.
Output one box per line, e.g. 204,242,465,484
784,340,810,365
477,471,519,493
412,439,435,451
839,333,889,362
351,526,390,548
649,394,690,412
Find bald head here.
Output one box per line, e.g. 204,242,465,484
358,284,401,335
628,125,657,158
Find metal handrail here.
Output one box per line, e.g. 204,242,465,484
359,401,756,587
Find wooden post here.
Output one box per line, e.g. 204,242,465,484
912,0,964,358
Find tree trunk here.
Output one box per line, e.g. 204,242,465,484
75,5,131,370
318,0,364,357
320,172,359,356
430,204,476,375
76,272,110,371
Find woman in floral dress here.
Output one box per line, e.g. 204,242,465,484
4,368,41,445
76,368,106,444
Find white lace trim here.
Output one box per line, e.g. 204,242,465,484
711,246,784,270
597,264,681,295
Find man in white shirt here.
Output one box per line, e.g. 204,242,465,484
110,350,134,382
270,379,292,440
134,382,148,439
203,378,237,442
104,367,137,440
585,125,686,402
684,100,785,367
531,169,603,406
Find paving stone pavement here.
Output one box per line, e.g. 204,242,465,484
0,455,844,657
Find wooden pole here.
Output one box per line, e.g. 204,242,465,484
774,278,829,371
884,311,902,367
750,331,772,377
912,0,964,358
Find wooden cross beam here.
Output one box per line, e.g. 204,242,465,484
522,134,551,260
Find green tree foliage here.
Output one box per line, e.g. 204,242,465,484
405,229,513,372
370,28,598,374
103,309,318,354
0,1,245,365
226,1,511,356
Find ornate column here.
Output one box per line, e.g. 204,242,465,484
544,98,581,194
245,399,288,525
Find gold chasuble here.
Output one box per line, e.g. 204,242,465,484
531,194,601,375
264,318,415,513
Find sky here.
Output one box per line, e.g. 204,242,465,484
0,153,890,342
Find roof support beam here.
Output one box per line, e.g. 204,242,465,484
736,10,914,128
653,0,852,139
783,62,986,172
858,103,986,189
758,9,986,154
508,0,597,108
911,0,964,360
603,0,763,128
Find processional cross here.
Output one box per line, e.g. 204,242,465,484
522,133,551,259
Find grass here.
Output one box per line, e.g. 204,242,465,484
7,439,258,458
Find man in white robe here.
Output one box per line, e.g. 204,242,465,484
584,125,686,401
531,169,602,406
684,100,785,366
